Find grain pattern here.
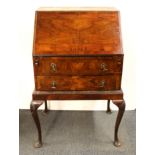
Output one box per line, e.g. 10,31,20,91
33,11,122,56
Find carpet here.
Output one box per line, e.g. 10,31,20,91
19,110,136,155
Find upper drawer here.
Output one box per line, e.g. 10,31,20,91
33,56,123,76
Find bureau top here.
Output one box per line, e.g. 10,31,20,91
33,7,123,56
37,7,118,11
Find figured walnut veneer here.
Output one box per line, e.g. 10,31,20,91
33,11,122,56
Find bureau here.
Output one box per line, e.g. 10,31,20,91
30,7,126,148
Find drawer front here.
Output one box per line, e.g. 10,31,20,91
35,75,116,91
33,56,123,76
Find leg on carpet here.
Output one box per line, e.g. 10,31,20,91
112,99,125,147
30,100,44,148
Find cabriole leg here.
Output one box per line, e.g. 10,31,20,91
30,100,44,148
112,100,125,147
106,100,112,114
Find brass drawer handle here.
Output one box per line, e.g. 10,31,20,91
99,81,105,88
51,81,56,89
50,63,57,72
101,63,108,71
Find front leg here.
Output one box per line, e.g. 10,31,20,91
112,100,125,147
30,100,44,148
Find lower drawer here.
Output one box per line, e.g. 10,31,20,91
35,75,116,91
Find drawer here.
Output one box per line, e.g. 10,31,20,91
35,75,116,91
33,56,123,76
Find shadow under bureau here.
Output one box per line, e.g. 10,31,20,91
30,7,126,148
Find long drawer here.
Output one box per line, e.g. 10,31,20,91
35,75,118,91
33,56,123,76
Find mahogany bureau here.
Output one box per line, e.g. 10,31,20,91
30,7,126,148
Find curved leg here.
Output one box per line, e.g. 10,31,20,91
30,100,44,148
106,100,112,114
44,100,48,113
112,100,125,147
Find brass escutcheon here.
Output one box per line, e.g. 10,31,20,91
99,81,105,88
51,81,56,89
34,60,39,66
